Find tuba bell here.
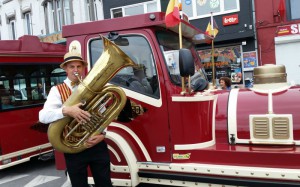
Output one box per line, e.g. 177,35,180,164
47,35,136,154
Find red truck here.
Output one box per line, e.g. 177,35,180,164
54,12,300,186
0,35,66,170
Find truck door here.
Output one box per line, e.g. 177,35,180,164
87,32,172,162
155,30,215,162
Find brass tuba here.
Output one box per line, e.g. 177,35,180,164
47,35,136,154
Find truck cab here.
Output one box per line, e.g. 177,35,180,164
57,12,300,186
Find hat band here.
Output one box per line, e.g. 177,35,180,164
64,56,83,62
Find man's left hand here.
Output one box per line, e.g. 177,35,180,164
85,134,105,148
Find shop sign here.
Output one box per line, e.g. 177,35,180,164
277,23,300,36
222,14,239,26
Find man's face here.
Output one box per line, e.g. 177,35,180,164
64,61,85,82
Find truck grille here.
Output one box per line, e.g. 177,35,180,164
250,114,292,142
272,117,289,139
252,117,269,139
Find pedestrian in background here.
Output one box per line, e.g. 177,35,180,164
219,77,232,90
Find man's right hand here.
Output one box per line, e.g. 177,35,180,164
62,103,91,123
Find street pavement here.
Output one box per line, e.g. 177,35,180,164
0,156,176,187
0,156,70,187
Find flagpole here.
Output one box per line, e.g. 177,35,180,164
211,39,215,86
165,0,186,94
178,0,182,48
210,12,216,86
178,1,186,95
180,21,186,94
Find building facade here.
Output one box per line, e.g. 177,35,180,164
255,0,300,85
0,0,104,43
0,0,257,86
188,0,256,87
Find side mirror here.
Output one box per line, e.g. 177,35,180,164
114,37,129,46
179,48,195,77
178,48,196,94
107,32,129,46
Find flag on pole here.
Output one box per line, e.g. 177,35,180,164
165,0,180,27
205,14,219,38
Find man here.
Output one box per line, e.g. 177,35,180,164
32,83,44,100
39,50,112,187
131,64,153,94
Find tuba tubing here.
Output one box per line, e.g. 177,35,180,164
47,35,136,154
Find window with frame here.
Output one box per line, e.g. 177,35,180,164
0,64,66,110
182,0,240,20
111,0,158,18
86,0,99,21
64,0,72,25
0,16,1,40
46,1,55,33
56,0,62,31
156,30,207,86
286,0,300,20
24,12,32,35
89,35,160,98
43,0,72,34
9,19,16,40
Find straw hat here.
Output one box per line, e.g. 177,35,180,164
60,51,88,69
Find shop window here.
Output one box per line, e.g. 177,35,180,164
182,0,240,20
198,45,243,85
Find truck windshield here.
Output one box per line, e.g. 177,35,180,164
89,35,160,98
156,30,207,86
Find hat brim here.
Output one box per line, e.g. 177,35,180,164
60,59,88,69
